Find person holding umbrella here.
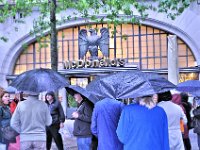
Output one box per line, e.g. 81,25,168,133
10,91,52,150
45,91,65,150
66,85,98,150
8,68,69,150
72,92,94,150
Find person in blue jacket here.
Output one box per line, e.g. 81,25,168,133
91,98,124,150
116,95,169,150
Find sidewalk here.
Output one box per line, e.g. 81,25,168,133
189,129,198,150
51,120,199,150
51,119,77,150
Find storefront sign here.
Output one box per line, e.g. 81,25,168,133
63,58,125,69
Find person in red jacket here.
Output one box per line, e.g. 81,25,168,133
10,92,26,114
10,97,18,114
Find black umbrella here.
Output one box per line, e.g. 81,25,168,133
65,85,99,103
10,68,70,93
86,71,176,99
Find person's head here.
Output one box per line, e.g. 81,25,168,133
0,91,10,106
45,91,56,102
157,91,172,103
15,91,23,101
180,92,189,103
74,93,83,104
139,95,156,109
172,94,181,105
152,94,158,104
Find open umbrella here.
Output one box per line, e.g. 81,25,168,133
65,85,99,103
176,80,200,96
10,68,70,93
5,86,17,93
86,71,176,99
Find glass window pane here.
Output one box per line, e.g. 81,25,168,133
20,54,26,63
179,57,187,67
188,56,195,67
13,23,196,75
178,44,187,56
161,58,167,68
148,58,154,69
141,26,146,34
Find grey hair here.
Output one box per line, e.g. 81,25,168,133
139,96,156,109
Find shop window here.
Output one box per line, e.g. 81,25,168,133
70,77,89,88
179,73,199,83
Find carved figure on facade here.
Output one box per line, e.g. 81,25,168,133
78,27,109,60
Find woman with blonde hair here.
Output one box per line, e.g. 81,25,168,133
117,95,169,150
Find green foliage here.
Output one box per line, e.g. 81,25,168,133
67,94,77,108
0,0,194,43
0,0,195,70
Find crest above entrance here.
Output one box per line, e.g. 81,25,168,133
78,27,109,60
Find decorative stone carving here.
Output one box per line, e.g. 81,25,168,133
78,28,109,60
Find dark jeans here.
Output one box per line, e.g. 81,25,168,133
198,134,200,150
183,138,191,150
91,135,98,150
46,124,63,150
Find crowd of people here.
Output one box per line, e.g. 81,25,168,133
0,87,200,150
69,90,198,150
0,90,64,150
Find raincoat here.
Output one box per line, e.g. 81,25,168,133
116,104,169,150
91,98,124,150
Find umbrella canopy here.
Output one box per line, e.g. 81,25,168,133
86,71,176,99
10,68,70,93
176,80,200,96
5,86,17,93
65,85,99,103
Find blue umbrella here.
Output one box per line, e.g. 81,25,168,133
10,68,70,93
176,80,200,96
86,71,176,99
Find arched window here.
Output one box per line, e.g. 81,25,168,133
13,24,195,75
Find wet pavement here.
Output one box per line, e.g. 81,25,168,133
51,120,199,150
190,130,198,150
51,120,77,150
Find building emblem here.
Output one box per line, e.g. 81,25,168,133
78,28,109,60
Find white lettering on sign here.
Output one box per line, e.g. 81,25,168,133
63,58,125,69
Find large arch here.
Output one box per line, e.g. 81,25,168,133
2,16,200,77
